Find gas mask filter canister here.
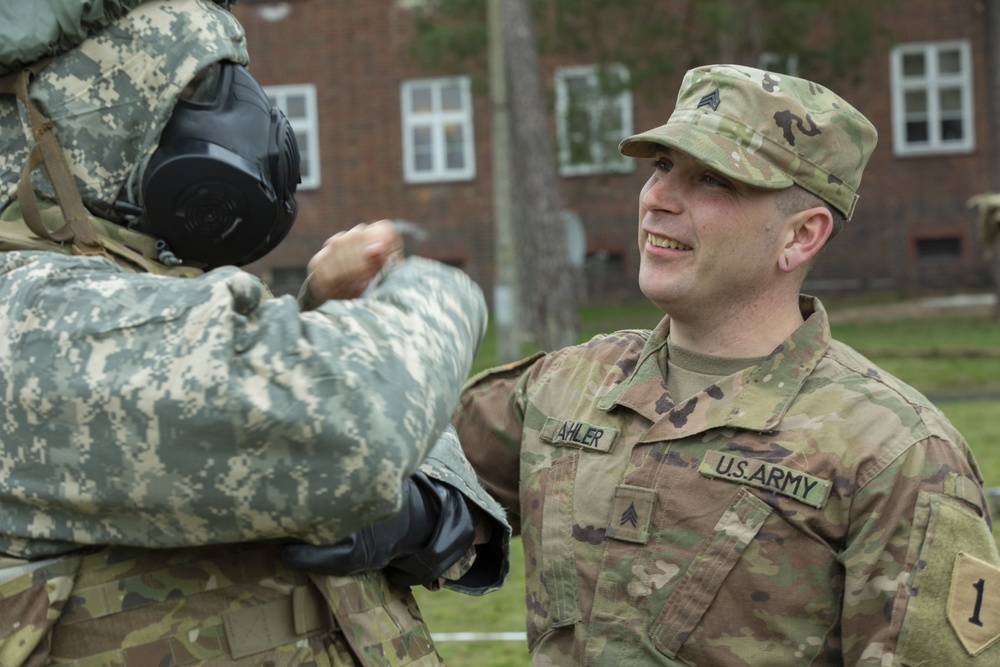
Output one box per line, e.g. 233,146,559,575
141,62,301,267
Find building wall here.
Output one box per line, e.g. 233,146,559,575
810,0,994,294
233,0,995,301
234,0,501,297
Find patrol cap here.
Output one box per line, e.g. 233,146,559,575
619,64,878,221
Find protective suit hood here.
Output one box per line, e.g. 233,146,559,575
0,0,249,221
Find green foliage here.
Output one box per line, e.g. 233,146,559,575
831,316,1000,349
408,0,899,100
873,357,1000,398
691,0,892,84
830,316,1000,397
409,0,488,77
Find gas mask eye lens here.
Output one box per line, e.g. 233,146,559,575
179,64,221,103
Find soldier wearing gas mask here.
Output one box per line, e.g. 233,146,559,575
0,1,508,664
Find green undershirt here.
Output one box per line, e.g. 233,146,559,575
665,337,768,404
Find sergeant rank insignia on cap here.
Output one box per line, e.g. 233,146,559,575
697,88,721,111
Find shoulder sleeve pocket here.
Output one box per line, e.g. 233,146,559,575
896,492,1000,663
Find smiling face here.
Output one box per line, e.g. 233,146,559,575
637,148,790,320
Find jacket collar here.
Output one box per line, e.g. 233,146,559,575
598,295,831,441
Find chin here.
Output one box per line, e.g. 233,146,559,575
638,266,666,296
638,282,666,311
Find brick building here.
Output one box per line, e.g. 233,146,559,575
233,0,996,302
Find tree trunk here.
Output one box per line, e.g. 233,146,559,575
503,0,579,350
987,0,1000,318
994,239,1000,319
488,0,522,362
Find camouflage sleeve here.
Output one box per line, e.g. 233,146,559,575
452,353,545,536
0,252,487,558
839,434,1000,664
417,425,511,595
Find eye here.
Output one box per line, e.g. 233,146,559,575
652,157,672,174
701,171,733,189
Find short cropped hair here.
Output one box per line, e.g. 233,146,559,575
775,185,847,243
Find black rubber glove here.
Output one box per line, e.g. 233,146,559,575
281,471,476,587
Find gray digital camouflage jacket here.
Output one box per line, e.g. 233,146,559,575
0,245,502,559
455,295,1000,666
0,215,510,664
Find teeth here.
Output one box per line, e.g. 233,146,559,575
648,234,691,250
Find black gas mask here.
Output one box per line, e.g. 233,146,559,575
141,62,300,267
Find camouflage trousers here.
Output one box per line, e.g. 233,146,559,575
0,545,446,667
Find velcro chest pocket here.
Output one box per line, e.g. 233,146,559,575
649,487,773,658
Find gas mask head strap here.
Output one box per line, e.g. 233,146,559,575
0,60,101,253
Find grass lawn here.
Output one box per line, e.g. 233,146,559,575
415,295,1000,666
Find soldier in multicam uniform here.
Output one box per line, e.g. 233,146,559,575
0,0,509,664
453,64,1000,665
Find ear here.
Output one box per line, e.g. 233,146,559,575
777,206,832,273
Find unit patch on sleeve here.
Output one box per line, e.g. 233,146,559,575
948,552,1000,656
698,450,831,509
540,417,618,453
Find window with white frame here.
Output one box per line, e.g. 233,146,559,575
401,77,475,183
890,41,974,156
555,64,633,177
266,84,321,189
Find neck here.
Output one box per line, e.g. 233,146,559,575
665,293,805,358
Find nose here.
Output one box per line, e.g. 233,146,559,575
640,170,680,214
